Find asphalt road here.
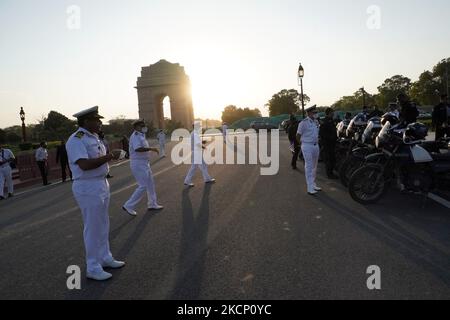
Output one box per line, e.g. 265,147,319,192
0,134,449,300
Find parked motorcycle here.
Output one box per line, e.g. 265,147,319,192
348,122,450,205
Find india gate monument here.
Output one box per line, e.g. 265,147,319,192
136,59,195,129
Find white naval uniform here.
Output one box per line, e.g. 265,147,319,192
184,130,212,184
66,127,114,274
0,149,15,197
297,117,320,193
222,125,228,143
157,131,166,157
124,130,159,209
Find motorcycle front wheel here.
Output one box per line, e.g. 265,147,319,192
349,164,386,205
339,155,363,187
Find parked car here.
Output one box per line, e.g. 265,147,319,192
250,121,278,132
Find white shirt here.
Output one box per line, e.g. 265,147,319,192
66,127,109,181
0,149,15,168
157,131,166,144
35,147,48,161
129,130,151,161
297,117,319,144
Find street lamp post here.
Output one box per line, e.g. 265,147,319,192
20,107,27,142
298,63,305,118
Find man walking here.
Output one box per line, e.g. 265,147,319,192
319,108,339,179
157,129,167,158
296,105,322,195
0,145,15,200
35,142,50,186
56,140,72,182
66,106,125,281
184,121,216,187
122,120,163,216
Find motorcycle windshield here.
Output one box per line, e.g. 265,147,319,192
376,122,391,148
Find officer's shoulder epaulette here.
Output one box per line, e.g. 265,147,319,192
134,132,139,135
75,131,85,139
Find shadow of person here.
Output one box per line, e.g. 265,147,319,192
169,184,212,299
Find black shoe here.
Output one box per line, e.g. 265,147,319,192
8,193,13,198
107,174,114,179
0,196,4,201
292,166,297,170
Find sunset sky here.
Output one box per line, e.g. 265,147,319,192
1,0,450,128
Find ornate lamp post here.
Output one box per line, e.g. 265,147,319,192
20,107,27,142
298,63,305,118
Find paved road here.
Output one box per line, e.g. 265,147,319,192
0,135,449,300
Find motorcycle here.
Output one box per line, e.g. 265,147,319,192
339,116,382,187
348,122,450,205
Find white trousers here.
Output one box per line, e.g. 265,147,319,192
159,142,166,157
72,179,113,274
125,160,158,209
301,143,320,192
0,165,13,197
184,159,212,184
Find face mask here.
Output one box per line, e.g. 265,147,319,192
141,127,148,134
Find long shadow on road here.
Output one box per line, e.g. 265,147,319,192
168,184,212,300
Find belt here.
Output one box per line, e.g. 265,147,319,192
74,176,108,181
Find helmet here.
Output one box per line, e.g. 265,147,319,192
404,123,428,141
381,113,399,126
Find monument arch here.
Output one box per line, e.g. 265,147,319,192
135,59,194,129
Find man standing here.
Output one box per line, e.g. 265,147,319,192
56,140,72,182
433,94,449,141
296,105,322,195
222,122,228,144
0,145,15,200
66,106,125,281
398,93,419,126
122,120,163,217
157,129,167,158
184,121,216,187
287,115,300,170
319,108,339,179
35,142,50,186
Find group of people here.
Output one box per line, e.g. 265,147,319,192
65,106,215,281
288,92,447,196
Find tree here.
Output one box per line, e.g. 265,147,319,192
376,75,412,108
431,58,450,96
0,129,6,144
410,71,440,106
221,105,262,125
332,89,376,111
266,89,310,117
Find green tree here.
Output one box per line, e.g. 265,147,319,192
431,58,450,96
376,75,412,108
410,71,440,106
266,89,310,116
221,105,262,125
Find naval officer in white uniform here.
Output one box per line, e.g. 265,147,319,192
184,121,216,187
0,145,15,200
66,106,125,281
122,120,163,216
156,129,166,158
296,105,322,195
